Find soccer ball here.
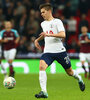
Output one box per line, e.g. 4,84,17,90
3,77,16,89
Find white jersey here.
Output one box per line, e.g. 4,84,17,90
41,18,66,53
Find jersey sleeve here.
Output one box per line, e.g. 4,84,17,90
56,19,65,32
79,34,81,40
0,32,1,40
87,33,90,39
0,30,4,38
41,22,44,32
14,30,19,37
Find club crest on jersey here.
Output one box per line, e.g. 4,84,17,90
10,33,13,36
50,24,53,28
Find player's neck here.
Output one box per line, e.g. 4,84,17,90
5,29,11,31
82,32,87,35
47,16,54,21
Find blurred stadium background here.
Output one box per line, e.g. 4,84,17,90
0,0,90,74
0,0,90,100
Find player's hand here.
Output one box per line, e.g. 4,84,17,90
34,39,41,50
40,32,51,37
85,37,89,42
3,38,8,43
39,32,46,37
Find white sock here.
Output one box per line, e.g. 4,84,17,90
72,70,83,82
0,62,7,74
39,71,47,93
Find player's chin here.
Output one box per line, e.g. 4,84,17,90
43,17,46,20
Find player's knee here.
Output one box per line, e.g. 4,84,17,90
8,60,13,64
66,71,73,76
39,66,46,71
39,60,48,71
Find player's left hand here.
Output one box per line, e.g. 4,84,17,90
39,32,46,37
40,32,51,37
85,37,89,42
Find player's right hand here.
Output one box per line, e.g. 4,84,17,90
3,38,8,43
34,39,41,50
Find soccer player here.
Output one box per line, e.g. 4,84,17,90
34,3,85,98
0,37,8,78
0,21,20,77
79,26,90,79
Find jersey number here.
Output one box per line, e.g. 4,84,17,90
64,56,70,64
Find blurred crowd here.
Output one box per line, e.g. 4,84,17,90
0,0,90,54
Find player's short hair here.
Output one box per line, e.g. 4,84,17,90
81,26,88,28
39,3,53,12
4,21,11,24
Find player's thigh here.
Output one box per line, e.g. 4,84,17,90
4,50,9,61
86,53,90,62
40,53,55,70
39,60,48,70
8,49,17,60
79,53,86,63
56,52,71,69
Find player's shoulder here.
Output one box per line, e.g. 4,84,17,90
87,33,90,38
41,21,46,26
53,18,63,24
87,33,90,35
0,29,6,33
79,34,83,37
41,18,62,25
54,18,62,22
11,29,18,33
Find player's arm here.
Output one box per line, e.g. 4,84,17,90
0,31,8,43
40,31,66,38
85,37,90,43
0,38,8,43
14,30,20,44
14,37,20,44
0,35,8,43
34,34,44,50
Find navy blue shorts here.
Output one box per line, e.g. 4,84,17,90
40,52,71,69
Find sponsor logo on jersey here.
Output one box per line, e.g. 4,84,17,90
4,37,14,40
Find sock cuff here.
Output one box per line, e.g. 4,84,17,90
72,70,77,76
9,63,12,66
72,70,75,76
82,65,85,67
39,71,46,74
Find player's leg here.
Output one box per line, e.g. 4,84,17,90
65,67,85,91
35,53,54,98
0,60,8,78
8,49,16,77
35,60,48,98
88,62,90,79
81,61,87,78
86,54,90,79
0,52,7,75
56,52,85,91
8,59,15,77
79,53,87,78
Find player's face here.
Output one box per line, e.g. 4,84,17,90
41,8,50,20
4,22,12,29
81,27,88,34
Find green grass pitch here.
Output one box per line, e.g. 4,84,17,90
0,74,90,100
